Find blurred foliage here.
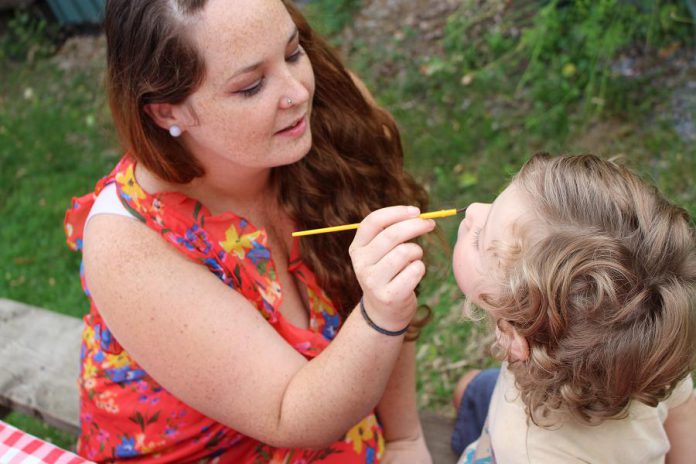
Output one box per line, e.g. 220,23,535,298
302,0,364,39
0,7,58,63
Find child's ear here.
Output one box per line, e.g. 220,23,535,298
496,319,530,362
509,328,529,362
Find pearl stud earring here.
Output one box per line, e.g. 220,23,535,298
169,125,182,137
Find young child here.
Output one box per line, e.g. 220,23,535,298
450,154,696,463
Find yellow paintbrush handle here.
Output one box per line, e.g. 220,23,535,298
291,208,459,237
418,208,458,219
292,222,361,237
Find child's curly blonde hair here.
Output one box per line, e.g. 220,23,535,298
483,153,696,426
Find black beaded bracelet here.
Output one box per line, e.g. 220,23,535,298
359,297,409,337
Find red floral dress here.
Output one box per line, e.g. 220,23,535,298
64,156,384,463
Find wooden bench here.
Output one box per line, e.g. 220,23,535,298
0,298,457,463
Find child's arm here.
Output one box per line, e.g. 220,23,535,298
664,388,696,464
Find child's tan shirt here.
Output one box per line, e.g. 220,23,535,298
485,364,693,463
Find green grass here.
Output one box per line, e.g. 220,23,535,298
0,40,116,448
2,412,76,450
0,50,118,318
1,0,694,444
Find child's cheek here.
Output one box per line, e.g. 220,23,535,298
452,241,467,291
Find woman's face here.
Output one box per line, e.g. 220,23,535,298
178,0,315,171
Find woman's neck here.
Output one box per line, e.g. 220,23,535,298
136,162,275,218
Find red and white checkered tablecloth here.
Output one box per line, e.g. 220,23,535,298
0,420,93,464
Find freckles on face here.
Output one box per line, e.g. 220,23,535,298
181,0,315,169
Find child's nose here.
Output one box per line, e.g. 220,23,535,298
465,202,490,223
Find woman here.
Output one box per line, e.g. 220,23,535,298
64,0,433,462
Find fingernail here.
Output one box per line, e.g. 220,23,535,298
408,206,420,215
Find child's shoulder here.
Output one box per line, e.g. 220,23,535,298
662,374,694,410
491,370,693,463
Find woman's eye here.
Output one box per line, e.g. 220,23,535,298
286,46,304,63
238,78,264,97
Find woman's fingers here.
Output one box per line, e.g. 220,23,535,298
357,217,434,268
351,205,421,249
364,259,426,313
350,206,434,286
360,242,424,292
349,206,435,331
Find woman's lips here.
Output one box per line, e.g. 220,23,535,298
275,114,307,137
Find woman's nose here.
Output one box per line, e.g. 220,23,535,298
279,72,310,109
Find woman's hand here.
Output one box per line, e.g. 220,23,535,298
349,206,435,332
383,435,433,464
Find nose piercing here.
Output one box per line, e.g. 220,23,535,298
286,97,294,106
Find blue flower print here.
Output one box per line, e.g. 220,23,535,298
79,261,91,296
322,313,340,340
106,366,146,383
115,435,140,458
176,224,212,254
366,446,375,464
98,325,113,351
247,242,270,265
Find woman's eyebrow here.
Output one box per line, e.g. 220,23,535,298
226,27,299,81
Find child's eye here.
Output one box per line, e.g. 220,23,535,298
239,78,264,97
286,46,304,63
473,228,482,249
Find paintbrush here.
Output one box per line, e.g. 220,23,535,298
292,207,467,237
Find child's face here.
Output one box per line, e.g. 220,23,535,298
452,183,530,307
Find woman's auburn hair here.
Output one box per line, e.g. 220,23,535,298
486,153,696,426
103,0,429,323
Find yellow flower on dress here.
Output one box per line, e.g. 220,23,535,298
83,325,96,349
115,164,146,208
104,351,132,369
307,287,336,315
219,226,261,260
345,415,378,454
377,429,385,459
83,357,98,380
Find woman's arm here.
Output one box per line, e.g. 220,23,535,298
665,388,696,464
349,69,432,461
83,206,434,449
377,341,432,463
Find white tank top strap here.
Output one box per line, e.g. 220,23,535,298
86,182,135,224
